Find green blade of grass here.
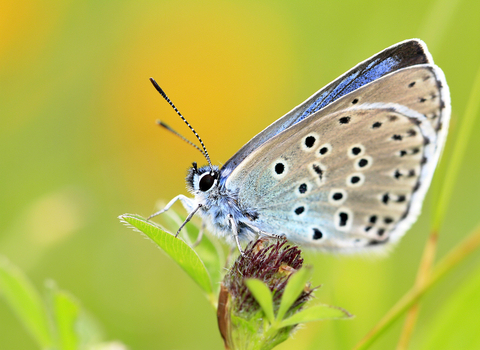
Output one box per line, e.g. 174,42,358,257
279,304,352,327
432,64,480,232
245,279,275,323
0,255,54,348
119,214,213,297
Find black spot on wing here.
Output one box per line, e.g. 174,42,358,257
339,116,351,124
382,193,390,204
367,237,390,246
392,134,403,141
358,158,368,167
332,192,343,200
384,217,394,224
351,147,362,155
305,136,316,148
295,206,305,215
339,212,349,226
350,175,361,184
275,163,285,174
407,129,417,137
298,183,307,194
312,228,323,240
312,164,323,179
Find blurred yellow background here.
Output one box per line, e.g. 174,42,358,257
1,0,480,349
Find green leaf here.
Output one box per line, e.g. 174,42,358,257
245,279,275,323
148,207,226,292
276,266,312,321
0,255,53,348
46,281,80,350
147,205,227,295
279,304,352,327
74,308,105,348
119,214,213,295
185,223,225,295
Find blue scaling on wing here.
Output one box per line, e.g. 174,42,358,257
294,56,398,124
220,40,430,175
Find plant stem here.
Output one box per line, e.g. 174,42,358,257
353,223,480,350
396,231,437,350
396,63,480,349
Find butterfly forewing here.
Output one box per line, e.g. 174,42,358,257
318,65,450,152
222,39,434,173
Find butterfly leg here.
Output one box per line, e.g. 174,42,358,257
228,214,246,257
147,195,195,220
175,204,203,237
243,222,285,241
147,195,202,239
261,231,286,240
192,221,205,247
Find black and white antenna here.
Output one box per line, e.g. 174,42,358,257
155,120,207,158
149,77,213,171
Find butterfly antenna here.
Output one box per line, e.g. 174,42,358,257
149,77,213,171
156,120,206,158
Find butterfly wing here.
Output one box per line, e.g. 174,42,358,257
222,39,434,173
225,64,450,251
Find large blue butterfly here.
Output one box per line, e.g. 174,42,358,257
149,39,450,254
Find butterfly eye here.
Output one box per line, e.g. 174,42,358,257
199,172,217,192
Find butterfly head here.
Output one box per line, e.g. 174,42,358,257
186,162,220,195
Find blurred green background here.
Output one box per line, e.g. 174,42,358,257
2,0,480,349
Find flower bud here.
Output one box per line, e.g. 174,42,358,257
217,238,313,350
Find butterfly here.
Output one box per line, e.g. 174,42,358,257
148,39,450,254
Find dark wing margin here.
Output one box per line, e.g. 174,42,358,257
292,40,430,123
221,39,432,173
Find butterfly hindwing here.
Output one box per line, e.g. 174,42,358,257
225,64,449,251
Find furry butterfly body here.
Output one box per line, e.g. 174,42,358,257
151,39,450,252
